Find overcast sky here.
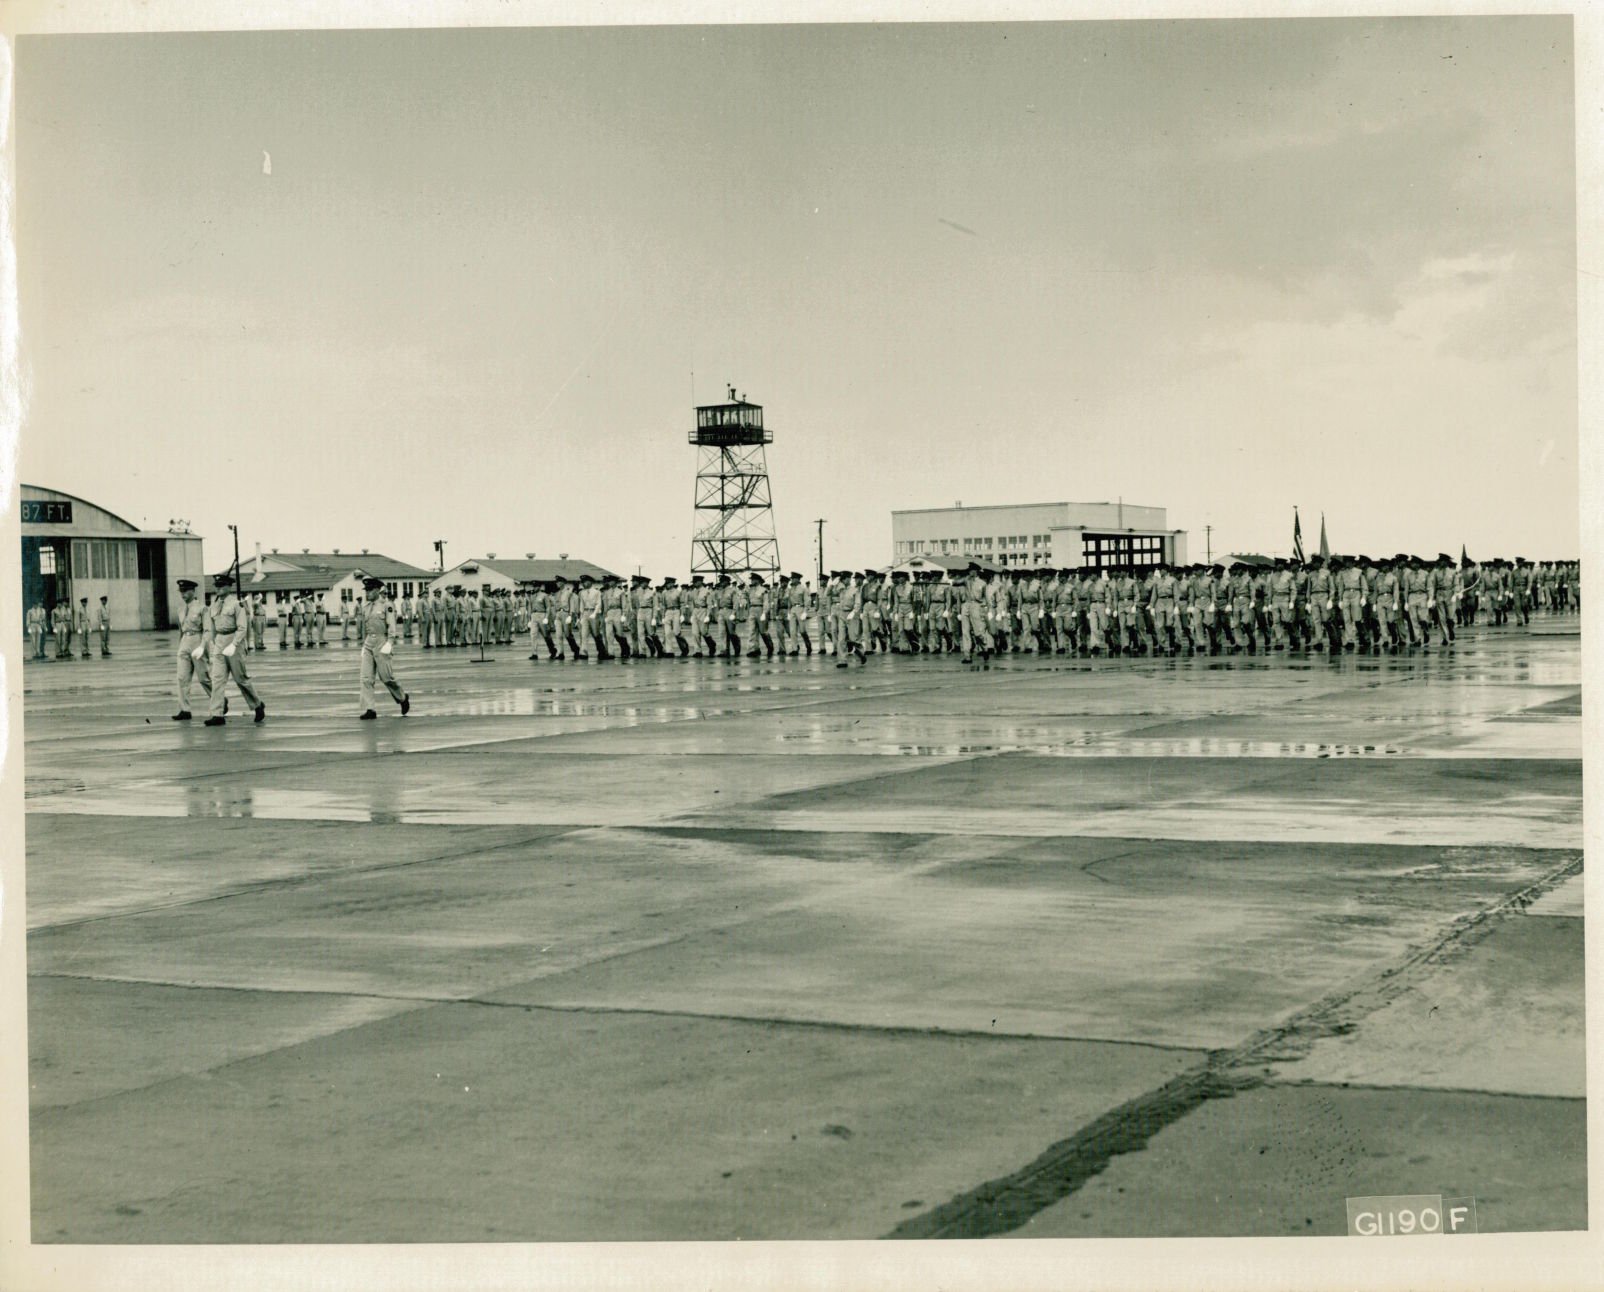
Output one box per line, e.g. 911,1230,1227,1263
15,17,1578,576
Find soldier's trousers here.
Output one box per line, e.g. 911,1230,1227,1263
1084,606,1107,651
360,645,406,710
1404,593,1431,643
835,611,861,657
578,613,603,658
959,605,992,656
1020,607,1041,649
252,620,265,650
100,625,111,655
29,627,42,658
1270,601,1294,646
1152,603,1180,644
176,644,214,711
208,646,262,718
1340,594,1364,647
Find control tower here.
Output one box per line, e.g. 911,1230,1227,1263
689,386,781,578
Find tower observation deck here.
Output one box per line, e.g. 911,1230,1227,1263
689,387,781,578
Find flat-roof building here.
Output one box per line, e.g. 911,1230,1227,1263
20,484,205,630
226,550,438,621
892,501,1187,571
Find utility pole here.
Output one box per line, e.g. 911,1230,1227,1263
814,518,826,585
433,539,447,573
228,523,240,581
1205,525,1212,564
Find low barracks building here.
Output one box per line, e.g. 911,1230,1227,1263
892,501,1188,572
229,550,438,622
430,556,617,595
20,484,206,630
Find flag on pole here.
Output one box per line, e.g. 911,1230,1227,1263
1461,543,1470,568
1318,513,1329,561
1292,508,1305,563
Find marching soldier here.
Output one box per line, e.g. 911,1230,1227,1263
578,575,604,660
358,576,411,719
1434,556,1460,645
960,564,994,667
1337,557,1366,651
631,577,657,657
835,571,866,667
172,578,216,719
1307,557,1335,652
660,577,689,656
203,573,266,726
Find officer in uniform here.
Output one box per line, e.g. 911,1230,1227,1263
959,564,994,667
528,582,556,660
172,578,216,719
577,575,604,660
96,596,112,656
1307,557,1335,652
834,571,864,667
250,594,267,650
682,576,705,656
75,597,92,659
1434,555,1460,645
26,602,44,660
358,575,411,719
203,573,266,726
1337,557,1366,651
1402,556,1433,648
658,576,687,656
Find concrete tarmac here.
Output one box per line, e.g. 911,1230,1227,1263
21,624,1584,1241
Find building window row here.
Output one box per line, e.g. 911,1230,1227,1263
68,539,139,580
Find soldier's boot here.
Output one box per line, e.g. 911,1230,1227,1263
801,631,813,655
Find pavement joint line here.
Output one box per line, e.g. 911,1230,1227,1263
1263,1078,1585,1103
448,998,1214,1053
885,850,1584,1240
24,826,586,934
25,975,1212,1119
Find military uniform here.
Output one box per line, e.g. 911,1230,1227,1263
358,578,410,718
172,579,216,717
203,576,266,724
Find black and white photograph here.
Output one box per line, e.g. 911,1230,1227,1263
1,3,1596,1289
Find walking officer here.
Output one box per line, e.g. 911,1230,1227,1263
172,578,216,720
358,576,411,720
203,573,266,726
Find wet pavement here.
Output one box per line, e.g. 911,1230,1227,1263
21,624,1585,1241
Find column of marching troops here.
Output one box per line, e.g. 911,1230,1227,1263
18,555,1583,722
197,555,1578,673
